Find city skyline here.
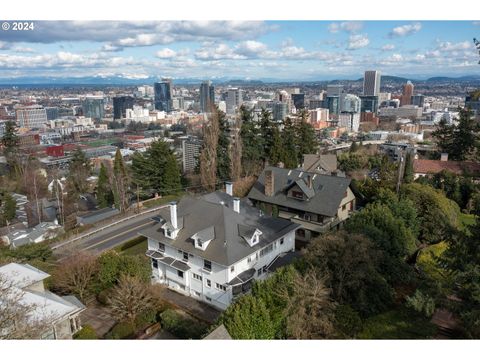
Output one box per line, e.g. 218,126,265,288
0,20,479,81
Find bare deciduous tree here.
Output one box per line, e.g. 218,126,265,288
108,274,155,330
53,251,98,303
199,111,220,192
0,274,52,339
230,116,243,183
277,270,335,339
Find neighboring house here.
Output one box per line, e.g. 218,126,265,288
248,166,356,245
413,154,480,180
1,221,61,248
0,263,85,339
301,154,343,176
76,207,120,226
140,184,300,310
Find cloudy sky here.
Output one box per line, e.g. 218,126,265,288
0,20,479,81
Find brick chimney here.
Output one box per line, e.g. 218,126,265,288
440,153,448,162
265,169,274,197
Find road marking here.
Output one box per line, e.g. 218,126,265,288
82,220,155,251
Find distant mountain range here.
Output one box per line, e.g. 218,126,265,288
0,74,480,86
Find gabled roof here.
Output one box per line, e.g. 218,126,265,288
413,159,480,176
248,166,352,217
0,263,50,289
302,154,338,173
139,192,300,267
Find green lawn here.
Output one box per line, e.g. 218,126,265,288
114,236,148,256
357,307,437,339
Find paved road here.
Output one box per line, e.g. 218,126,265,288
53,206,167,256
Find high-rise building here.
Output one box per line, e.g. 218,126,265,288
226,88,243,114
338,112,360,132
291,93,305,110
326,96,340,115
81,95,105,120
45,107,59,121
154,78,173,112
113,96,135,120
182,137,203,173
359,95,379,113
309,100,324,110
400,81,414,106
272,102,288,122
411,95,425,108
327,84,343,97
200,80,215,113
363,70,381,96
16,105,47,129
341,94,361,113
465,92,480,116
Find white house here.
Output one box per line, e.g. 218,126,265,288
140,184,300,310
0,263,85,339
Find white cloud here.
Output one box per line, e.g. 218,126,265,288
328,22,363,34
0,41,11,50
156,48,177,59
437,41,472,51
381,44,395,51
347,34,370,50
390,22,422,37
13,47,35,53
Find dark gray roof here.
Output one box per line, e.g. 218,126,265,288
139,191,300,267
203,324,232,340
303,154,338,173
248,166,351,217
228,268,256,286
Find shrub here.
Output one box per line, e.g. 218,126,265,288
105,322,135,339
160,309,208,339
405,290,435,318
73,325,98,339
334,305,363,338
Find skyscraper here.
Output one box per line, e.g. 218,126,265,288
400,81,414,106
363,70,381,96
113,96,135,120
200,80,215,113
226,88,243,114
154,78,173,112
16,105,48,129
81,95,105,120
272,102,288,122
291,93,306,110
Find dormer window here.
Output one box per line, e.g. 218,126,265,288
196,239,203,248
165,228,172,237
292,191,303,199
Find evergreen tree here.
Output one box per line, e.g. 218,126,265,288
259,109,275,162
239,106,263,175
282,117,298,168
1,120,19,157
96,163,113,208
0,193,17,226
67,148,92,195
294,111,318,163
403,152,414,183
131,140,181,195
269,126,284,166
112,149,130,212
216,108,231,182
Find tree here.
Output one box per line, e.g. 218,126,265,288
259,109,275,163
96,163,113,208
281,117,298,168
349,141,359,153
216,108,231,182
269,126,284,166
53,252,98,302
0,273,52,339
131,140,181,195
1,120,19,157
239,106,263,175
303,231,394,316
230,116,243,182
294,110,318,163
108,274,155,330
67,148,92,195
277,269,336,339
334,305,363,338
432,108,480,161
403,152,414,183
1,193,16,226
198,110,220,191
112,149,130,212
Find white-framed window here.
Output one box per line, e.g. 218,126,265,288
280,238,284,245
152,259,158,269
177,270,184,278
247,257,252,263
158,242,165,252
206,279,211,288
259,243,274,257
206,296,212,301
192,273,202,281
194,291,201,297
203,259,212,272
216,283,227,291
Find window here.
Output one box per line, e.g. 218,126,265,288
252,234,258,244
206,279,211,288
297,229,305,237
196,239,203,248
177,270,184,278
216,283,227,291
158,242,165,252
152,259,158,269
342,204,346,211
292,191,303,199
247,257,252,263
183,252,188,261
166,229,171,237
194,291,201,297
259,243,274,257
280,238,284,245
303,213,311,221
193,273,202,281
230,266,235,273
203,260,212,272
257,268,262,276
206,296,212,302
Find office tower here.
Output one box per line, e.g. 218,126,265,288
113,96,135,120
411,95,425,108
338,113,361,132
309,100,324,110
200,80,215,113
363,70,381,96
378,92,391,104
326,96,340,115
45,107,59,121
359,95,379,113
400,81,414,106
154,78,173,112
16,105,47,129
182,137,203,173
341,94,361,113
291,93,306,110
272,102,288,122
465,92,480,115
81,95,105,120
326,84,343,97
226,88,243,114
